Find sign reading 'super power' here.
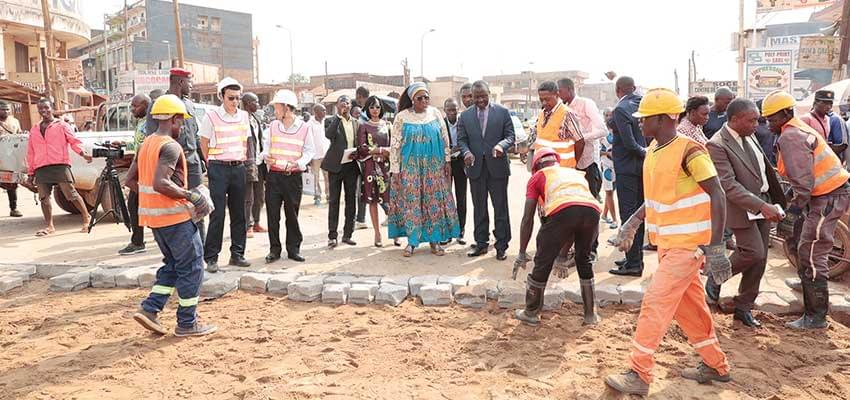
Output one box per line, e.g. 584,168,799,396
746,49,794,100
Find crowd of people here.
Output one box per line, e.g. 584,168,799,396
5,66,850,394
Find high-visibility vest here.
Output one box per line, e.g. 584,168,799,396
206,108,249,161
267,120,309,172
537,166,599,217
643,136,712,250
137,135,192,228
534,102,577,168
777,118,850,197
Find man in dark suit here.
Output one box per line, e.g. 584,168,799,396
444,98,467,245
705,98,786,328
321,95,360,248
458,80,515,261
609,77,646,276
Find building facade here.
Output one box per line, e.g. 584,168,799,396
483,70,589,118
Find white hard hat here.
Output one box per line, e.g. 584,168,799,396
216,77,243,95
269,89,298,108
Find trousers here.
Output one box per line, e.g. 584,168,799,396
469,164,511,251
616,173,644,269
266,171,303,256
310,159,329,201
128,190,145,246
629,248,729,384
530,206,599,284
327,162,360,240
204,163,247,263
450,157,468,236
795,187,850,281
578,162,602,255
245,163,266,227
729,219,769,311
5,186,17,210
141,220,204,328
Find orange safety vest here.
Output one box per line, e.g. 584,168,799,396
643,136,712,250
267,120,310,172
206,108,249,161
534,102,577,168
777,118,850,197
537,166,599,217
137,135,192,228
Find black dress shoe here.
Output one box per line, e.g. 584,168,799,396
341,238,357,246
468,245,489,257
265,253,281,264
328,239,338,248
496,250,507,261
229,257,251,268
705,276,721,304
457,237,467,245
734,309,762,328
439,239,451,246
288,253,306,262
643,243,657,251
609,267,642,277
614,258,628,267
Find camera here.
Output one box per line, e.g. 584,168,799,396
91,142,125,159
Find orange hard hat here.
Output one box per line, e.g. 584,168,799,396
532,147,560,172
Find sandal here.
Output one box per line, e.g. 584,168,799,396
375,240,383,248
35,228,55,237
430,243,445,256
403,245,414,257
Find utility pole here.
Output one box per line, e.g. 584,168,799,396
39,0,56,104
402,58,410,87
736,0,746,97
124,0,130,71
173,0,185,68
673,69,680,95
836,0,850,81
104,15,111,94
324,60,329,96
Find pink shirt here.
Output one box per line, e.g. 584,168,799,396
799,112,830,139
26,120,84,175
566,96,606,169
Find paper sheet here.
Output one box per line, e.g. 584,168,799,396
341,148,356,164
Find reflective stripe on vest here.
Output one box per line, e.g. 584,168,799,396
643,136,712,250
267,120,310,171
777,118,850,197
539,166,599,217
207,109,249,161
534,102,577,168
137,135,192,228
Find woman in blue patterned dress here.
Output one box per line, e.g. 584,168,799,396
388,83,460,257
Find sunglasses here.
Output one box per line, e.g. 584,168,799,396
415,95,430,101
227,95,241,101
368,105,382,109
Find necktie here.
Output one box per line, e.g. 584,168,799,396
478,109,486,137
741,137,761,181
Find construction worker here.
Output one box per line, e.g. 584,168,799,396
531,81,584,169
199,77,252,272
513,147,601,326
605,88,732,395
762,90,850,330
261,90,315,264
128,94,216,337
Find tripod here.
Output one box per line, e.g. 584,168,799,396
87,156,131,233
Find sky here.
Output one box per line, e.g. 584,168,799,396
81,0,821,91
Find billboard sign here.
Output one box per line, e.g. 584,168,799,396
746,49,794,100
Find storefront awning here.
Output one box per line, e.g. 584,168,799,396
0,79,45,104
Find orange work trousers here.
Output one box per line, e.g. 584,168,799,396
628,248,729,384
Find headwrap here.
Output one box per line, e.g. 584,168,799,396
406,82,428,99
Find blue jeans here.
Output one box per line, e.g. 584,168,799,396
141,219,204,328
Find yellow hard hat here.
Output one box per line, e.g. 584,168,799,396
632,88,684,118
761,90,795,117
150,94,191,120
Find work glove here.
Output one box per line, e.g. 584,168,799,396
609,214,642,252
776,208,801,241
513,252,530,280
188,186,213,222
699,244,732,285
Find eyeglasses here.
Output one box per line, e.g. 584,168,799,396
368,105,382,109
227,95,241,101
415,95,430,101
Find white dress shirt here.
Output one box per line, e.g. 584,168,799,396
726,124,769,193
260,118,316,171
307,116,328,160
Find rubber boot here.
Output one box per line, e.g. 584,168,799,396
580,278,601,325
514,276,546,326
787,279,829,329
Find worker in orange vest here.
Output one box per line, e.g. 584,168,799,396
513,147,601,326
605,88,732,395
127,94,216,337
763,90,850,330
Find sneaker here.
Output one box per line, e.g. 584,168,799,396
206,260,219,273
9,209,23,217
609,222,619,229
355,221,368,230
174,322,218,337
605,370,649,396
601,216,612,224
314,198,322,206
133,309,167,335
118,243,146,256
681,361,732,384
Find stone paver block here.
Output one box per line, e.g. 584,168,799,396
376,284,409,306
349,283,379,305
322,283,350,305
409,275,439,297
296,274,325,283
776,291,805,314
380,275,411,287
324,275,356,285
267,272,302,295
49,269,93,292
36,264,78,279
200,272,242,298
784,277,802,292
596,284,620,307
137,268,158,288
2,264,36,277
90,268,126,289
240,273,272,293
0,276,24,294
115,266,149,288
351,276,382,285
754,292,792,315
543,283,567,311
830,295,850,314
468,278,499,300
455,284,487,308
287,280,324,302
618,284,644,305
438,275,469,293
497,280,525,309
419,283,453,306
563,281,582,304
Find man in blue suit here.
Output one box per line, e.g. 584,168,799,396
458,80,516,261
610,77,646,276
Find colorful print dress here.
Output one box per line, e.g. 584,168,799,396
357,120,391,205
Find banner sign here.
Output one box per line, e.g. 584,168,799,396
746,49,794,100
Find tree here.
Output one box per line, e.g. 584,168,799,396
288,73,308,85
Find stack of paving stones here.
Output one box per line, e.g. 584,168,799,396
0,265,36,294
